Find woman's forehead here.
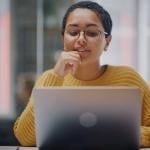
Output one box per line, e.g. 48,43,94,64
66,24,101,30
65,8,103,28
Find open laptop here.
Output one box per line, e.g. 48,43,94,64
33,86,141,150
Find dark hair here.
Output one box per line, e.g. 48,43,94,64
62,1,112,37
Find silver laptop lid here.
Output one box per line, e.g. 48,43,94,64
33,86,141,150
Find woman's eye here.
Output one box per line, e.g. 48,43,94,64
86,31,99,37
69,31,79,36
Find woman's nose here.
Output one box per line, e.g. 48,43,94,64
76,31,86,45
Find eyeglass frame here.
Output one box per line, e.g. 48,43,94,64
64,27,108,40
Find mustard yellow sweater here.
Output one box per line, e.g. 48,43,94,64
14,65,150,147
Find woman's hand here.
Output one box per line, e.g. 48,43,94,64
53,51,81,77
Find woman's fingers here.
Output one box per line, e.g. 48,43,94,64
53,51,81,77
63,52,81,75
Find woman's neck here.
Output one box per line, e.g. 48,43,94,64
74,62,104,81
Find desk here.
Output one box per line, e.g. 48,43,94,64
0,147,150,150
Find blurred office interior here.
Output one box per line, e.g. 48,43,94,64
0,0,150,146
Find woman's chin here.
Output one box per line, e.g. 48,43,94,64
78,51,90,59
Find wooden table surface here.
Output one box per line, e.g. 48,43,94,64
0,146,150,150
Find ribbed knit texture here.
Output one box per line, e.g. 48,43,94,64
14,65,150,147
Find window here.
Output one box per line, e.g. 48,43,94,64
0,0,14,118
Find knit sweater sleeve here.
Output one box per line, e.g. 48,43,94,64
13,70,64,146
128,68,150,147
140,82,150,147
112,66,150,147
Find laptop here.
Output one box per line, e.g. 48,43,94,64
33,86,141,150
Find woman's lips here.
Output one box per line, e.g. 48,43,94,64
77,49,89,52
74,47,91,52
74,48,91,58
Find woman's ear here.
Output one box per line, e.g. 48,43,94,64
104,35,112,51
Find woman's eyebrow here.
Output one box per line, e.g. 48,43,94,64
67,24,78,27
86,24,99,28
67,23,99,28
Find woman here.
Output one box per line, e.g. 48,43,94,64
14,1,150,147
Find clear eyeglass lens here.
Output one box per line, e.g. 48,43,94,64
66,28,106,39
69,31,79,36
85,30,100,38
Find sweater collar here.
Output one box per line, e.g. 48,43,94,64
64,65,110,86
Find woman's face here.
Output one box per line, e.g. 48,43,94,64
63,8,111,64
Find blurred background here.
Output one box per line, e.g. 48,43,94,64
0,0,150,146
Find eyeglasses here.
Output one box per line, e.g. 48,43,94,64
65,27,108,40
